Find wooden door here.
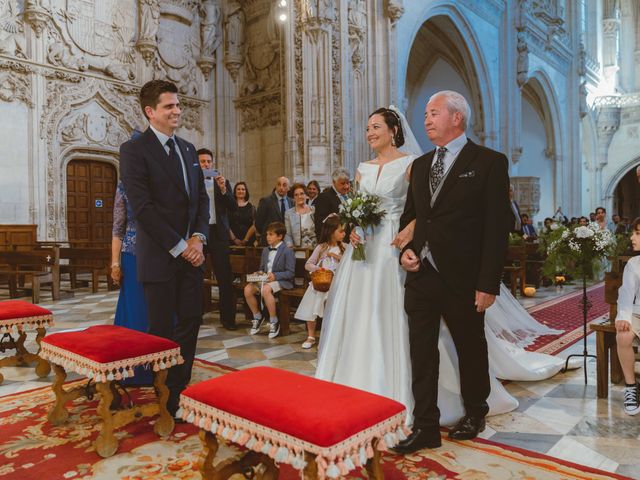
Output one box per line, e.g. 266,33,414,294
66,160,117,245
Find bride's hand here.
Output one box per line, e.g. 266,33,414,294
391,220,415,249
350,229,361,246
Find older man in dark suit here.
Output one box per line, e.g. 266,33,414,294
120,80,209,417
313,167,351,238
255,177,293,245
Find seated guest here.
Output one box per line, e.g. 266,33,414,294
521,214,537,240
541,217,553,234
589,212,596,222
595,206,611,231
244,222,295,339
579,216,589,227
295,215,345,349
229,181,256,246
285,183,316,248
256,177,293,245
314,167,351,239
615,217,640,415
306,180,320,207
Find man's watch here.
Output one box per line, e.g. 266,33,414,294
191,233,207,245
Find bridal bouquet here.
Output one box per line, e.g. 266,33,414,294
338,191,386,261
543,223,616,278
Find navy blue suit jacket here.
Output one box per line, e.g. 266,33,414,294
120,127,209,282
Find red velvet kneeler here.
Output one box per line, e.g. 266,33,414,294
40,325,183,383
180,366,408,479
0,300,53,332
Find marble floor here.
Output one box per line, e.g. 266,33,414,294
1,282,639,479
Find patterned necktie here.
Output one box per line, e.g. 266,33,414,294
280,197,286,219
430,147,447,193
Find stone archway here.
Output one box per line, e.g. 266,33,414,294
404,12,490,153
608,161,640,219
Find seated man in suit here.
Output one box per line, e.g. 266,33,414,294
255,176,293,245
314,167,351,239
244,222,295,339
521,213,537,240
197,148,238,330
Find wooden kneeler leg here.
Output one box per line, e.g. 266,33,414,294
199,430,219,480
153,369,174,437
48,364,70,425
365,442,384,480
34,326,51,378
95,381,118,457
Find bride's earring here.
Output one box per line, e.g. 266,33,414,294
391,136,396,146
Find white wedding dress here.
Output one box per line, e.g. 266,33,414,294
316,156,572,426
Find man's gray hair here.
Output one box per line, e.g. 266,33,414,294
429,90,471,130
332,167,350,182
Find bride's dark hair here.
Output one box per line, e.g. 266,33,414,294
369,107,405,148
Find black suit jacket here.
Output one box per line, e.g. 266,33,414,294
255,192,293,236
313,187,341,239
207,178,238,242
400,140,511,296
120,127,209,282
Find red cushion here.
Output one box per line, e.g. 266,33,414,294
42,325,178,364
181,366,405,448
0,300,52,321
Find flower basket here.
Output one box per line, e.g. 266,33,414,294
310,269,333,292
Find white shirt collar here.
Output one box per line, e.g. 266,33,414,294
149,124,175,147
270,241,283,250
439,133,467,158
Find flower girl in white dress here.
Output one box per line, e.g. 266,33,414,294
295,215,346,349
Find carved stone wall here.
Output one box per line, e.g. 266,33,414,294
0,0,216,239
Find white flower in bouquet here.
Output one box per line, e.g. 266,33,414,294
574,226,594,239
550,221,561,230
338,190,386,261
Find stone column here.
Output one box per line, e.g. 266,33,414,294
602,0,620,90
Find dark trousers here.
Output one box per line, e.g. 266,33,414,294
208,224,237,327
404,262,490,429
143,259,203,413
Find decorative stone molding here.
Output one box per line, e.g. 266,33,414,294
0,60,33,107
348,0,366,71
235,90,280,132
23,0,52,38
384,0,404,26
224,0,245,80
511,146,523,164
0,0,27,58
180,97,205,134
137,0,160,64
516,30,529,87
198,0,222,80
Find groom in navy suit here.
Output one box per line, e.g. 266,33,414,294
395,91,511,452
120,80,210,416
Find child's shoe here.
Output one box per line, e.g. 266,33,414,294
250,317,265,335
623,383,640,415
268,321,280,339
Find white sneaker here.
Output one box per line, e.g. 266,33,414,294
302,337,316,349
250,317,265,335
623,383,640,415
268,322,280,339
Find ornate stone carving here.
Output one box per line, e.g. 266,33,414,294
0,61,33,107
511,146,523,164
301,0,334,43
224,0,245,80
511,176,540,216
137,0,160,64
0,0,26,57
579,81,588,119
59,109,129,147
241,2,279,96
516,31,529,87
198,0,222,79
180,97,204,133
23,0,52,38
331,13,342,160
348,0,366,71
236,91,280,132
384,0,404,26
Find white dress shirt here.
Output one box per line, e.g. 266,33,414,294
267,242,282,273
420,133,468,268
205,177,217,225
616,256,640,323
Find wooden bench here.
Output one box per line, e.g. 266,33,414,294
0,250,60,303
503,245,527,297
58,247,113,293
590,321,624,399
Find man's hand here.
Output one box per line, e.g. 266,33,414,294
616,320,631,332
182,236,204,266
266,272,276,282
349,229,361,246
400,248,420,272
215,175,227,194
475,291,496,313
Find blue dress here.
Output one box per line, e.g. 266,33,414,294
113,182,153,385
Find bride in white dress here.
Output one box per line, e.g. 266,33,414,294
316,106,574,426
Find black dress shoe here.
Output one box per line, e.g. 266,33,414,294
391,427,441,454
448,415,486,440
222,323,238,331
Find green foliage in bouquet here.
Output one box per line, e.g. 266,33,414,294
338,191,386,261
542,223,617,279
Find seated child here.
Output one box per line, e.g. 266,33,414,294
244,222,295,339
295,214,345,349
616,217,640,415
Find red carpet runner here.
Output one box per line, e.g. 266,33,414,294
526,283,608,355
